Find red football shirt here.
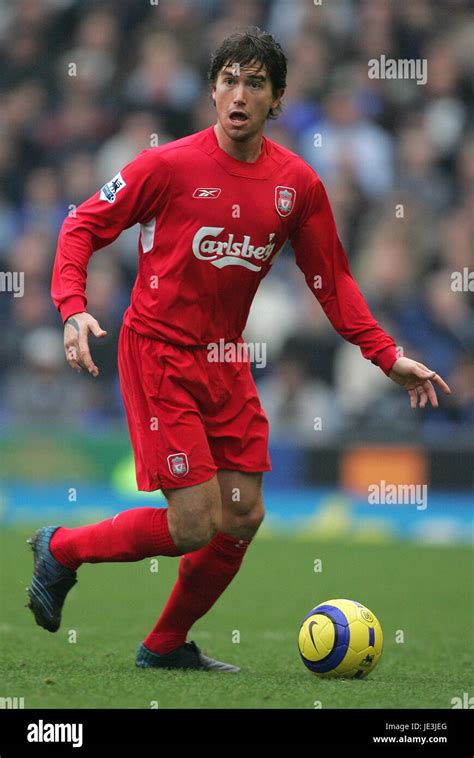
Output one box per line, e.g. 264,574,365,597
51,125,398,374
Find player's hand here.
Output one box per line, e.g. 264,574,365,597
388,357,451,409
64,312,107,377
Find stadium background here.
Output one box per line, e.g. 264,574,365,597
0,0,473,711
1,0,472,538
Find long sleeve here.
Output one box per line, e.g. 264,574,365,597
289,178,398,375
51,149,171,323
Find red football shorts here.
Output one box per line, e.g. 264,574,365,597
118,324,271,491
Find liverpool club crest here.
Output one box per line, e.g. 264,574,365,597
275,186,296,217
167,453,189,478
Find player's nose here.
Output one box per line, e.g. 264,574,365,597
233,83,246,104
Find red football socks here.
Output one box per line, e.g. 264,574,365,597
143,530,250,654
50,507,182,571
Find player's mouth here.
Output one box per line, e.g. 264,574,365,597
228,110,250,126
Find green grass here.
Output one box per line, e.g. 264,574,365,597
0,528,472,709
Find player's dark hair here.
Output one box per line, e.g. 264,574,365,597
208,27,287,119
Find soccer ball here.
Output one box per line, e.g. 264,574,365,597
298,598,383,679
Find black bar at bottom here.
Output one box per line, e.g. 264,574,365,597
0,708,471,755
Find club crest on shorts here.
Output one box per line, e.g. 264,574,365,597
275,186,296,217
167,453,189,478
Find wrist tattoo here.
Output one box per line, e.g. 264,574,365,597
66,317,80,334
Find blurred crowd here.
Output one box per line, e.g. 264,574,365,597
0,0,472,444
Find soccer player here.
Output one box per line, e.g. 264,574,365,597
27,29,451,672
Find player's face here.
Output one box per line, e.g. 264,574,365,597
212,62,283,142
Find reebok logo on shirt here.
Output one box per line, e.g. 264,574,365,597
193,188,221,199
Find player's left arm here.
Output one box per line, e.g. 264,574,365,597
289,177,451,409
385,356,450,409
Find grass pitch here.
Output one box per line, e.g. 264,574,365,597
0,527,472,709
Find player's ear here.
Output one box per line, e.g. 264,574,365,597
272,87,285,109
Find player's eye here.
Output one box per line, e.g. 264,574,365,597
249,81,263,89
224,77,235,85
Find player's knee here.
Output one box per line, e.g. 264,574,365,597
168,493,221,552
244,499,265,534
175,514,217,552
228,497,265,539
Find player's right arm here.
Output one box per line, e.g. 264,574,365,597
52,149,171,375
63,312,107,376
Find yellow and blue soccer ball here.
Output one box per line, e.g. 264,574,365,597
298,598,383,679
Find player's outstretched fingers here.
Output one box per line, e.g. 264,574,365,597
63,314,107,376
78,334,99,376
431,373,451,395
65,344,82,373
417,362,451,399
414,364,436,382
90,318,108,339
409,388,418,409
424,380,439,408
419,383,429,409
417,363,451,393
